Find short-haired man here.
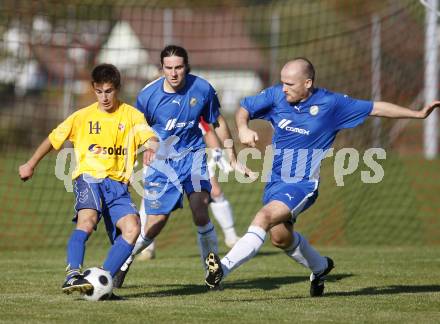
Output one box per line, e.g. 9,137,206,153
205,57,440,296
19,63,158,296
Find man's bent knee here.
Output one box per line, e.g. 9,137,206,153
76,209,98,234
118,214,141,244
270,236,291,249
193,213,211,227
269,223,294,249
189,192,210,226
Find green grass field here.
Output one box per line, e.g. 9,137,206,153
2,152,440,322
1,245,439,323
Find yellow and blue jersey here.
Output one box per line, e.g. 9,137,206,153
48,101,156,182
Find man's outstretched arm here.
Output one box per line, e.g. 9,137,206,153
370,101,440,119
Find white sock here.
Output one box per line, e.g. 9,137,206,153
197,221,218,267
210,195,238,242
220,225,266,278
120,234,153,271
284,232,327,274
139,199,147,235
138,199,156,253
144,239,155,252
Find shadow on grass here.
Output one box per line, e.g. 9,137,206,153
327,284,440,297
183,250,281,260
122,273,352,298
218,273,351,291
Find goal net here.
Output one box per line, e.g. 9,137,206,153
1,0,438,249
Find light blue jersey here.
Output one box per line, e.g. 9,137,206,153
136,74,221,214
241,86,373,217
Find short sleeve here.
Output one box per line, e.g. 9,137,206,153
201,84,221,124
132,111,157,146
332,93,373,130
240,87,275,120
48,114,75,150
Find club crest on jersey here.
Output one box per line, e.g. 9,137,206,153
118,123,125,131
190,97,197,107
309,105,319,116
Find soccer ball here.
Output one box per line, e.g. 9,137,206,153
82,267,113,301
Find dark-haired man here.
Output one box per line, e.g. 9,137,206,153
113,45,247,288
18,63,158,295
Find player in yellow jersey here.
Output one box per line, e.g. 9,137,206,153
18,64,158,297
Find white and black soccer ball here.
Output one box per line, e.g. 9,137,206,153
82,267,113,301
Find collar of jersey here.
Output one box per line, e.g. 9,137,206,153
289,88,321,111
95,102,123,115
160,78,189,95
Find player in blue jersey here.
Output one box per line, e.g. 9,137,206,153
137,118,241,261
113,45,247,288
205,57,440,296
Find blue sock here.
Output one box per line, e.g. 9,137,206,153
66,229,89,279
103,236,134,277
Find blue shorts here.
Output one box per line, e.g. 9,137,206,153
262,180,319,222
73,174,138,243
143,151,211,215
